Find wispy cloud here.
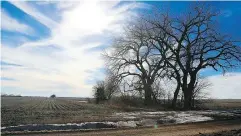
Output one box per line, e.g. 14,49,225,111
222,9,232,17
1,9,34,35
1,1,241,98
1,77,16,81
9,1,58,29
1,61,23,67
1,1,148,97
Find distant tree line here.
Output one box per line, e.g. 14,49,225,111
93,4,241,110
1,93,22,97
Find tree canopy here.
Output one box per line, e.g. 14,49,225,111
104,5,241,109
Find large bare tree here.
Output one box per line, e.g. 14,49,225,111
105,22,167,105
141,6,241,109
105,5,241,109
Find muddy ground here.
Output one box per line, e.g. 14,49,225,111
5,120,241,136
197,129,241,136
2,110,241,133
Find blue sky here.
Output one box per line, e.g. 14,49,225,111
1,1,241,98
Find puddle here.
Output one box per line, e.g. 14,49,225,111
1,121,141,132
1,122,116,132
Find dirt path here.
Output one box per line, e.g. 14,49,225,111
6,120,241,136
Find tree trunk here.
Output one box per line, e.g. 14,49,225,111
182,73,197,110
144,86,152,105
191,97,195,108
144,83,152,105
181,93,184,106
183,90,192,110
142,79,153,106
183,84,196,110
172,82,180,109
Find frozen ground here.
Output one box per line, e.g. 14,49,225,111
197,129,241,136
2,110,241,132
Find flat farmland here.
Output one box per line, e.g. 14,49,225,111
1,97,119,127
200,99,241,110
1,97,241,135
2,97,241,127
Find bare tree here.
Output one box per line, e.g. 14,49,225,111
104,70,120,100
104,21,167,105
93,81,106,104
192,76,212,107
93,70,120,103
104,4,240,109
137,5,241,109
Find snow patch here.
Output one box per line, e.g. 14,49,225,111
117,121,136,127
3,110,239,132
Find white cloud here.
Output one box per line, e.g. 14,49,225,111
20,1,147,49
1,43,103,97
55,1,80,11
9,1,57,29
1,9,34,35
208,73,241,99
1,1,147,97
2,1,240,98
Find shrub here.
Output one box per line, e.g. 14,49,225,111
111,95,144,107
50,94,56,98
93,81,106,104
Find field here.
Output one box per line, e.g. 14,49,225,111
200,99,241,110
1,96,241,135
1,97,123,127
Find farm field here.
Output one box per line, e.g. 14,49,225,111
200,99,241,110
1,97,122,127
1,96,241,134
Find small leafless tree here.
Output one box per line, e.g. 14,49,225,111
151,77,168,104
192,76,212,107
93,81,106,104
93,71,120,103
104,70,120,100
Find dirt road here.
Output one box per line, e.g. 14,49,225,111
6,120,241,136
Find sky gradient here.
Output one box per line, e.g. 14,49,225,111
1,1,241,98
